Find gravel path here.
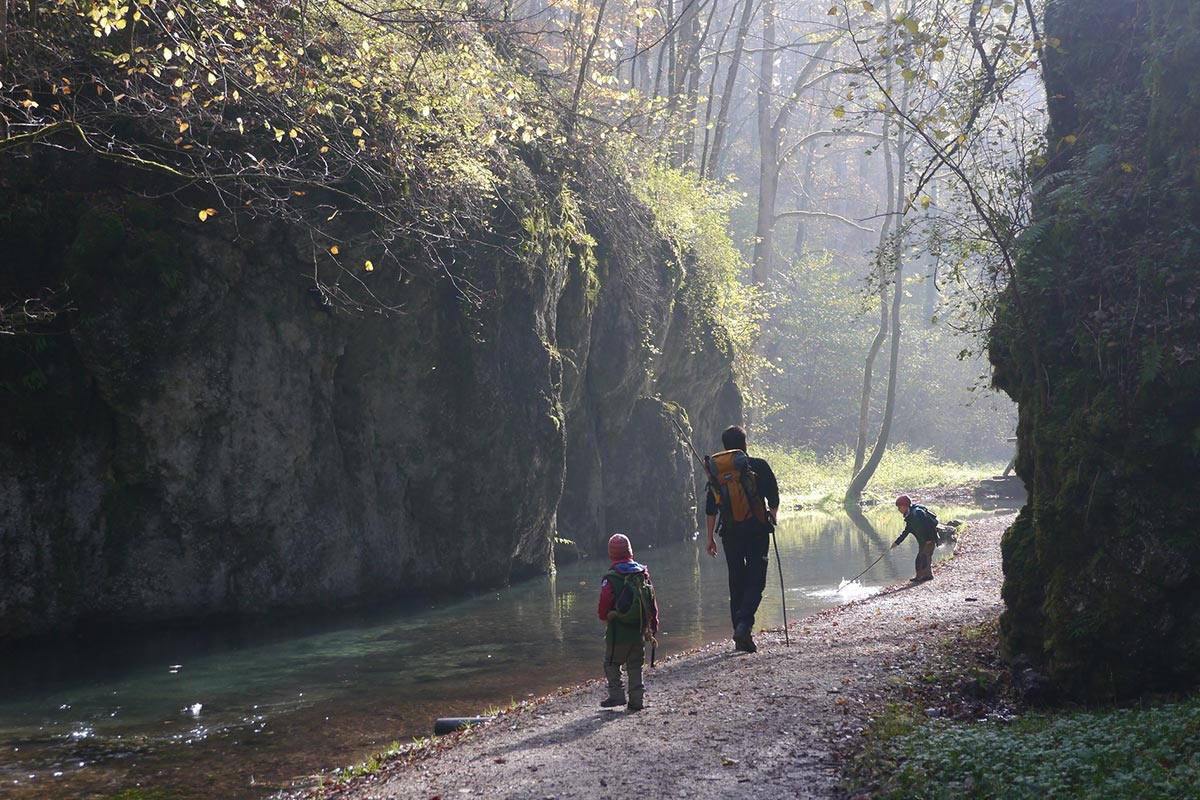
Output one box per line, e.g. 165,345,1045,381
320,511,1015,800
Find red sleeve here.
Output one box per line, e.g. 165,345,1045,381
598,577,615,621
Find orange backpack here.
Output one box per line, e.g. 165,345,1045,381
705,449,769,531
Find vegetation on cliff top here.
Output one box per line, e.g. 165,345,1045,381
0,0,756,335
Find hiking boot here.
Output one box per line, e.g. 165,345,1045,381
627,699,645,711
600,695,626,708
735,635,757,653
733,622,756,653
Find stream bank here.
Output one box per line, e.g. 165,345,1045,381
304,511,1015,800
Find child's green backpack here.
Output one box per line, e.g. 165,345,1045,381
608,570,654,628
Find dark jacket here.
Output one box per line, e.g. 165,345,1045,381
893,504,939,546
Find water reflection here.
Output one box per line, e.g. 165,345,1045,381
0,502,998,800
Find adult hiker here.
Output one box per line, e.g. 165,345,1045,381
597,533,659,711
704,425,780,653
890,494,941,582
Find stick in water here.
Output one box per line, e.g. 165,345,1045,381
839,549,889,590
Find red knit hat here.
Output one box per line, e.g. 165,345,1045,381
895,494,912,509
608,533,633,561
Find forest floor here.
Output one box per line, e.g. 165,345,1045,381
302,510,1018,800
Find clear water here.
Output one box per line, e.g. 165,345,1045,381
0,502,1004,799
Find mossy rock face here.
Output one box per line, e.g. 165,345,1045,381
0,144,739,637
990,0,1200,699
554,170,741,558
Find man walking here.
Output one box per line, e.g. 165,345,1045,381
704,425,780,653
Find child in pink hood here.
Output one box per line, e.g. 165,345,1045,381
596,533,659,711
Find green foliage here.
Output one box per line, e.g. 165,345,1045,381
630,158,764,382
866,695,1200,799
1,0,562,309
327,739,406,784
756,442,1004,503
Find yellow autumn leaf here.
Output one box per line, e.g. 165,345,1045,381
1064,134,1078,145
1120,163,1134,173
178,121,189,133
198,208,216,221
364,260,374,272
833,105,846,119
329,245,340,255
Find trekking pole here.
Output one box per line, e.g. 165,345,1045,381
771,524,790,646
668,415,715,479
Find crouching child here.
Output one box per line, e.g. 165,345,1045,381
890,494,941,582
597,533,659,711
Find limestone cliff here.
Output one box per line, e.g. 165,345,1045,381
0,149,739,637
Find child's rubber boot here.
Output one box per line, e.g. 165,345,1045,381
627,668,645,711
600,663,626,708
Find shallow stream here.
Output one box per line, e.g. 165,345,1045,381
0,501,1009,799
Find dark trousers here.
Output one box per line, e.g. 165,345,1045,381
604,640,645,703
721,533,770,630
915,539,935,580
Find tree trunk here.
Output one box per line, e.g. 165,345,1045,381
847,102,909,504
752,30,837,285
852,114,895,476
751,0,777,284
703,0,756,179
569,0,610,139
